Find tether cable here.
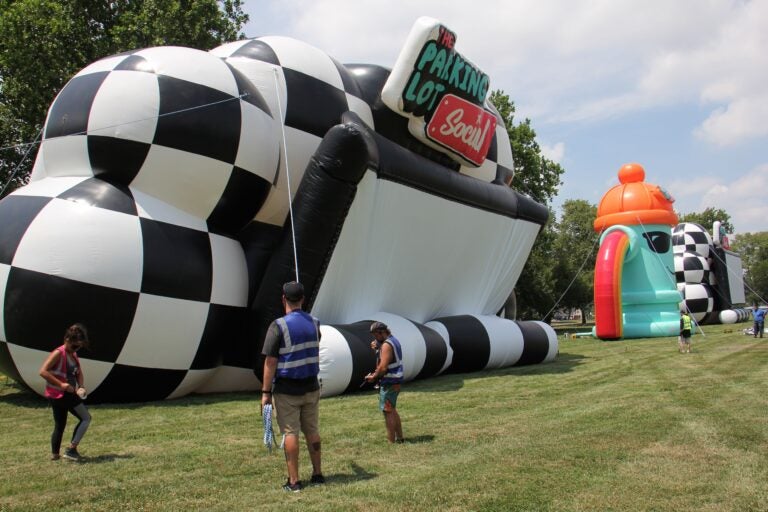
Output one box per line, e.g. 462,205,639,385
542,232,601,322
273,68,300,283
635,217,704,336
710,246,767,305
0,130,41,197
0,94,247,196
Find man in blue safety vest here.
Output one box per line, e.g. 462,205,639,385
366,321,405,443
261,281,324,492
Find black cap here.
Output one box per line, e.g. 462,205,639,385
282,281,304,302
370,321,388,333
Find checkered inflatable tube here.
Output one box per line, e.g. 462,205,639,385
319,314,558,397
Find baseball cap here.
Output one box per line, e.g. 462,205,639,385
282,281,304,302
370,321,388,333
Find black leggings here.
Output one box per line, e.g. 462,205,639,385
49,394,91,454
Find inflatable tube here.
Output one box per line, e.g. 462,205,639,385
594,230,630,339
248,120,372,366
314,313,557,396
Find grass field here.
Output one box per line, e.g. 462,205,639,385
1,325,767,511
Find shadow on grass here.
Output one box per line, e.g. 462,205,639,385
407,352,588,394
94,391,259,410
79,453,136,464
0,382,261,410
0,383,47,409
326,462,377,484
509,353,588,376
403,434,434,444
1,352,587,410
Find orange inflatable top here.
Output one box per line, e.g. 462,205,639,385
593,163,678,231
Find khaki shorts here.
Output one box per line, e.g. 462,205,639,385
273,390,320,437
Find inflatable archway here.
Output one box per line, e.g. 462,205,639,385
593,164,681,339
0,18,557,402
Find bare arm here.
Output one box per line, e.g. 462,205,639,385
76,360,84,388
367,343,393,381
261,355,278,411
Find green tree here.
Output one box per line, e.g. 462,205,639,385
490,90,565,320
552,200,598,324
490,90,563,204
0,0,248,197
513,214,557,321
731,231,768,305
678,207,734,234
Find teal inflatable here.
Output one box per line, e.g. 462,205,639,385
593,164,682,339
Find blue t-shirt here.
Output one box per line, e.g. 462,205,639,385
755,309,767,322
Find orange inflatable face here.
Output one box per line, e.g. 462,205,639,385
594,163,678,231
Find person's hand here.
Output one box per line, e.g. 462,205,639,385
76,387,87,399
365,372,376,383
63,383,74,393
260,392,272,415
370,340,377,351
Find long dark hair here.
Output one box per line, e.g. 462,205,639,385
63,323,90,349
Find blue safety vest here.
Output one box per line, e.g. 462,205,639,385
380,335,404,385
275,310,320,379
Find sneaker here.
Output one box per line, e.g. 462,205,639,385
282,479,302,492
310,473,325,485
51,454,60,461
63,448,82,461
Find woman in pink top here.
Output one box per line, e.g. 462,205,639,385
39,324,92,461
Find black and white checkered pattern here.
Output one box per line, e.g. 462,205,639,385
211,37,376,226
212,38,513,203
0,177,252,402
672,223,721,322
719,308,751,324
318,313,558,397
672,223,713,258
677,283,714,323
39,46,279,236
674,252,711,285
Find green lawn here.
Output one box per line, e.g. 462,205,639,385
1,325,766,511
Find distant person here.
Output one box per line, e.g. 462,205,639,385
261,281,324,492
753,307,766,339
39,323,92,461
365,322,404,443
680,311,693,353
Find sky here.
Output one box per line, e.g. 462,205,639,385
240,0,767,235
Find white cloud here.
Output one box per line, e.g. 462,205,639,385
245,1,768,141
540,142,565,163
694,94,768,146
671,164,768,235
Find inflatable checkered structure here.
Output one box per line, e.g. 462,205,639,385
213,37,514,191
674,253,715,286
0,176,250,402
319,313,558,396
672,223,712,258
34,46,279,234
0,37,532,403
676,283,714,322
0,47,276,402
673,223,715,322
